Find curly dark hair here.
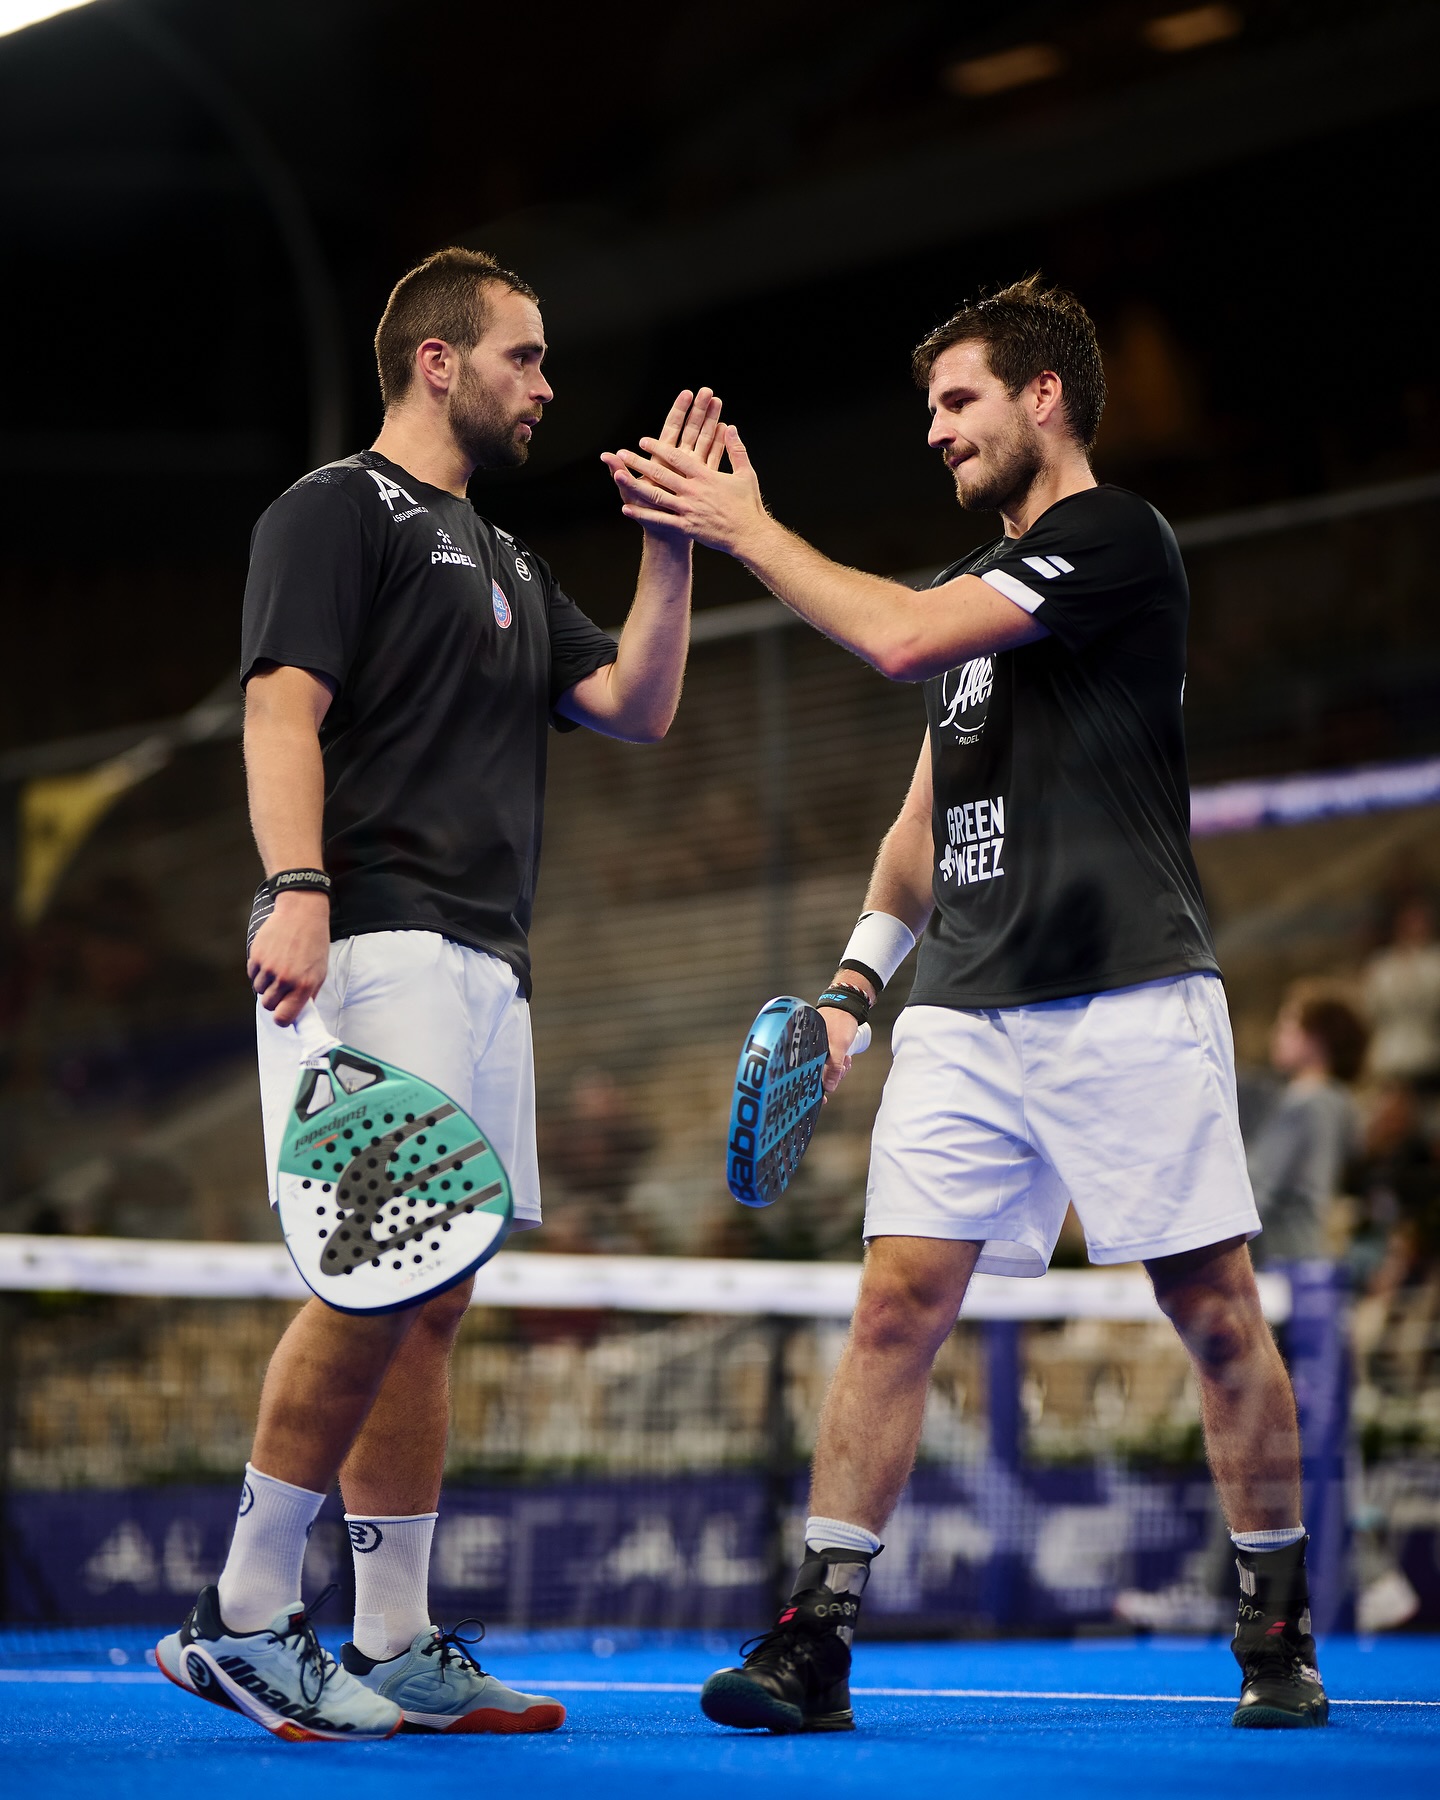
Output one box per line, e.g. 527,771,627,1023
911,273,1107,450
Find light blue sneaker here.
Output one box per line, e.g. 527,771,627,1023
341,1621,565,1734
156,1585,402,1742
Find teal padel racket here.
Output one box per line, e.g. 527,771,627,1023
276,1006,513,1314
725,996,870,1209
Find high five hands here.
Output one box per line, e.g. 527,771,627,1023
602,406,768,558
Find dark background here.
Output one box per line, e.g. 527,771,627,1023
2,0,1437,766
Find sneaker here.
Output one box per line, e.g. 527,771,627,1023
155,1584,402,1742
1231,1539,1330,1729
700,1548,872,1734
341,1621,565,1734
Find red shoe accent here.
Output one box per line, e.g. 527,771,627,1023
440,1701,566,1735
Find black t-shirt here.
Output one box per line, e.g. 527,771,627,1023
240,450,618,997
907,484,1218,1010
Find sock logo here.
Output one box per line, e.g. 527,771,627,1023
347,1521,384,1554
237,1480,255,1518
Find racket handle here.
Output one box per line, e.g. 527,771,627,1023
292,1000,342,1066
852,1021,871,1056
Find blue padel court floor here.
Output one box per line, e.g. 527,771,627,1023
2,1628,1437,1799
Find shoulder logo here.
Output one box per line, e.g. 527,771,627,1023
492,581,512,628
938,656,994,744
512,553,531,581
432,527,476,568
366,468,428,523
1020,554,1074,579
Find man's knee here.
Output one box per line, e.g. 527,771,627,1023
851,1243,973,1357
410,1277,474,1342
1148,1239,1268,1376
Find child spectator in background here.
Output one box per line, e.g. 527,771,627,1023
1246,981,1369,1267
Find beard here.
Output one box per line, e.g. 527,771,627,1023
951,411,1043,515
449,359,536,470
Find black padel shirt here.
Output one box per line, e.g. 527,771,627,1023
907,483,1218,1011
240,450,618,997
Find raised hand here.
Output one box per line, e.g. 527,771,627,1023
611,388,727,544
601,417,768,558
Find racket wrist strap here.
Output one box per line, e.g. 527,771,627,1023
817,984,872,1026
839,911,916,995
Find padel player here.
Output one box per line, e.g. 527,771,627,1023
155,248,724,1741
606,276,1327,1734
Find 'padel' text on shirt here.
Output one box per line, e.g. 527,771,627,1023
908,484,1219,1010
239,450,618,998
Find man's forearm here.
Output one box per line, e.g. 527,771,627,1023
245,716,327,874
587,532,693,741
831,813,935,1004
736,517,924,680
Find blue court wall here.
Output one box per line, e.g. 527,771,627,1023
6,1465,1436,1631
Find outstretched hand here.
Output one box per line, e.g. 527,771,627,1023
608,388,729,545
602,417,768,558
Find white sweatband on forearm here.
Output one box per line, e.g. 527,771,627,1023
838,911,917,994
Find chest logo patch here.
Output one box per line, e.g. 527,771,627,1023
432,527,476,568
513,554,532,581
492,581,513,628
938,656,994,745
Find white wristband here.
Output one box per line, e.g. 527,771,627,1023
839,911,917,993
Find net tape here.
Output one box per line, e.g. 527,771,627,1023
0,1235,1292,1322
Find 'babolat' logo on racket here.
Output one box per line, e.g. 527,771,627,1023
728,1030,770,1202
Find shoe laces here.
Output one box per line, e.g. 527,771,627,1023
424,1618,489,1679
266,1582,339,1708
738,1619,813,1674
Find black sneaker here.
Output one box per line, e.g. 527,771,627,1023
1231,1537,1330,1729
700,1548,872,1734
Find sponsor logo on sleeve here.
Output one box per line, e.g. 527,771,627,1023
1020,553,1074,578
938,795,1006,887
492,581,513,628
938,656,994,745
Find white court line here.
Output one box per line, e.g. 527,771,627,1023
0,1670,1435,1706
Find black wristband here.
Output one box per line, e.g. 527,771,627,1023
838,958,885,996
247,870,331,957
261,868,332,897
816,984,872,1026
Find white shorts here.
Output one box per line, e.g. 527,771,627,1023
864,972,1260,1277
257,929,542,1227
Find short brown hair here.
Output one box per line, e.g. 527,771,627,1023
1287,979,1371,1084
912,273,1107,450
374,246,538,410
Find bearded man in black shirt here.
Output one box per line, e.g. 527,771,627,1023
608,276,1326,1734
156,249,723,1741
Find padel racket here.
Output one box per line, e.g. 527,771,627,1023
726,996,871,1208
275,1005,513,1315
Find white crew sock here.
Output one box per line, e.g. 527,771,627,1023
1231,1524,1306,1552
215,1463,325,1633
346,1511,438,1661
805,1515,882,1557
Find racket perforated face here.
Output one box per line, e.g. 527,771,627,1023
276,1046,512,1314
726,997,830,1207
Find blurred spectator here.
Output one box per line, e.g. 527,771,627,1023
1245,979,1367,1268
539,1069,652,1254
1364,896,1440,1090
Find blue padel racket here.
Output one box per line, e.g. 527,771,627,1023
275,1005,513,1314
726,997,871,1208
